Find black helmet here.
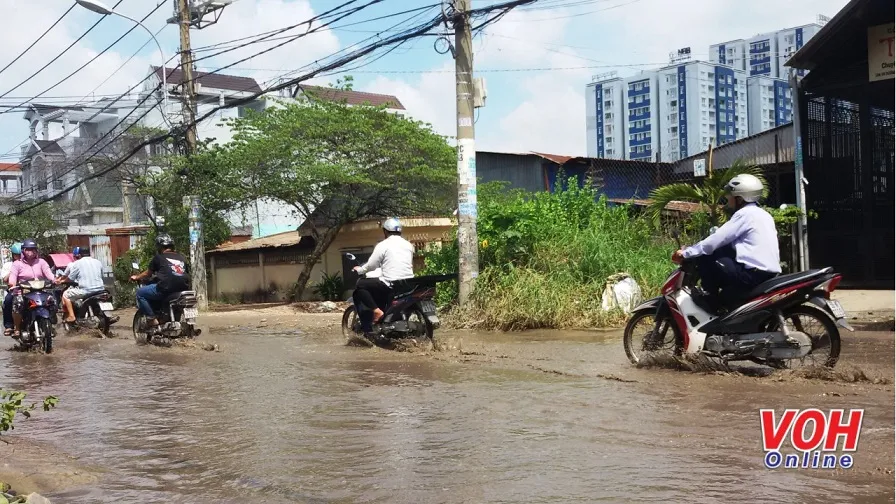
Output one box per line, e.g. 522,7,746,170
155,234,174,249
21,239,37,250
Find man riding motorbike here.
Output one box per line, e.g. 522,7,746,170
55,247,106,324
671,173,780,313
352,218,415,341
2,243,22,336
130,234,191,332
8,239,55,338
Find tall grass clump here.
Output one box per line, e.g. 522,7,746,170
421,178,675,330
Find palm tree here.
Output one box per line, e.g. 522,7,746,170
647,159,768,228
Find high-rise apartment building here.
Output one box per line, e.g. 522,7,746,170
746,76,793,135
586,62,747,162
709,22,824,78
585,19,829,160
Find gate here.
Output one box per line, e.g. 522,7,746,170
804,97,895,287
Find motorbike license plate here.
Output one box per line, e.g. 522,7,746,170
826,299,847,319
420,300,436,314
183,308,199,319
98,302,114,312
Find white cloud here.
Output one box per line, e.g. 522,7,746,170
359,0,850,158
364,5,590,156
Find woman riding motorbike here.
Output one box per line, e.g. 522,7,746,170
7,240,55,339
2,243,22,336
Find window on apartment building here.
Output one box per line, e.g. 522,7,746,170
605,113,612,119
728,126,734,136
767,110,775,120
708,85,715,93
605,100,612,107
606,149,614,156
670,100,677,107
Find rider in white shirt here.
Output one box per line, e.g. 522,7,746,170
672,174,780,312
352,218,415,338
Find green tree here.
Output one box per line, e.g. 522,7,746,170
0,203,67,252
202,80,456,298
647,159,768,228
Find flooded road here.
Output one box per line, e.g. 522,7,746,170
0,309,892,503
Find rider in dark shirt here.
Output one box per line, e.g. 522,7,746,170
130,234,191,329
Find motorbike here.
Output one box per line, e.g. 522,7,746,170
340,253,456,348
12,279,58,353
57,281,119,337
623,228,850,369
130,263,201,346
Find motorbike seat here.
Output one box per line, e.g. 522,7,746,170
164,290,197,304
745,267,833,299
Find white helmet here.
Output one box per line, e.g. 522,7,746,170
724,174,764,203
382,217,402,233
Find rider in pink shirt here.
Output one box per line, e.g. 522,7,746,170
8,239,54,338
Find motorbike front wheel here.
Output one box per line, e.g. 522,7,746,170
341,306,363,339
623,309,681,365
37,318,53,354
132,311,149,345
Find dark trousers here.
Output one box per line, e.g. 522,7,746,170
695,245,777,308
353,278,392,332
2,293,11,330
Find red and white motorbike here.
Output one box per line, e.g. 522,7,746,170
624,228,851,369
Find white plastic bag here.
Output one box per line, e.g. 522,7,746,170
600,273,643,314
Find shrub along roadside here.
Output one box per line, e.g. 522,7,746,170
421,179,675,331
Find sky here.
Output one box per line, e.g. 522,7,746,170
0,0,851,163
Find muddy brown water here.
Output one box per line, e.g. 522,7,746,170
0,316,892,503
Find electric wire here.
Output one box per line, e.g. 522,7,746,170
0,4,77,77
0,0,126,100
11,0,538,213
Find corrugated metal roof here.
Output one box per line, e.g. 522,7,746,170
0,163,20,172
297,85,405,110
153,66,263,94
785,0,866,70
209,230,303,253
531,152,575,165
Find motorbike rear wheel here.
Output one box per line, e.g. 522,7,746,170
764,305,841,369
623,309,681,365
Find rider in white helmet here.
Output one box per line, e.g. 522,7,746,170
672,173,781,312
352,218,415,338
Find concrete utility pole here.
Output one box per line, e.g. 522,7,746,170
789,68,809,271
453,0,479,306
176,0,207,310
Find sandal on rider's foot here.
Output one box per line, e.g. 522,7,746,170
64,317,76,324
3,328,11,337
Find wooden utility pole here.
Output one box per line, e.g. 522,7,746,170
453,0,478,305
176,0,207,310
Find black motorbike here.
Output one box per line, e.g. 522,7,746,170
130,263,201,346
340,253,456,347
58,281,119,337
12,279,57,353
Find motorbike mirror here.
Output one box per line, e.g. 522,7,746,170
709,226,719,235
344,253,356,261
132,262,140,270
670,229,681,250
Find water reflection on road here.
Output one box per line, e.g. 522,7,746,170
0,326,891,503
